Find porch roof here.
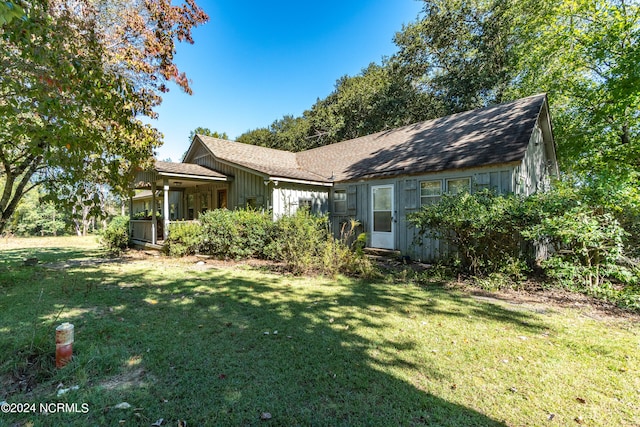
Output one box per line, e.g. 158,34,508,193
134,160,232,189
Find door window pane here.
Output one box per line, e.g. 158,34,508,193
373,187,391,210
373,212,392,232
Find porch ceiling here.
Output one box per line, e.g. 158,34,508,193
134,160,232,189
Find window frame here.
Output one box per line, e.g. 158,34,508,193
333,190,347,214
419,180,442,205
446,177,471,195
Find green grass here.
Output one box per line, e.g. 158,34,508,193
1,237,639,426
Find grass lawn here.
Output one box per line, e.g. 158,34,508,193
1,236,638,426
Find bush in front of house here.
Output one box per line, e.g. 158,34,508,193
408,189,532,278
199,209,274,259
165,221,203,256
266,209,374,277
409,186,640,310
265,209,327,274
101,216,130,254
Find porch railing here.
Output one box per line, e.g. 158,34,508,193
130,220,156,243
130,219,198,244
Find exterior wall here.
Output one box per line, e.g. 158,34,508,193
186,145,269,211
513,123,555,196
271,184,329,218
330,165,518,262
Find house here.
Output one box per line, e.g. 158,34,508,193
131,93,558,261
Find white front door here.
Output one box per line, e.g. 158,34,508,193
371,185,395,249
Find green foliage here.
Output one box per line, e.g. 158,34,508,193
409,186,639,307
189,127,229,143
0,0,24,25
265,210,328,274
523,207,633,290
199,209,273,260
409,190,531,277
165,221,203,257
265,210,373,276
393,0,523,111
237,62,440,151
0,0,208,234
100,216,129,254
7,187,68,236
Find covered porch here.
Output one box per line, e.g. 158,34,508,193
131,161,233,247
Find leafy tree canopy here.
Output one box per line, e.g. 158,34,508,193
0,0,209,233
188,127,229,142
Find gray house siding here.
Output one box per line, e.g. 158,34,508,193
330,166,519,261
271,184,329,218
186,143,269,211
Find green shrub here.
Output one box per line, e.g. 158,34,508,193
101,216,130,254
408,190,531,277
199,209,274,259
266,209,327,274
522,207,631,289
165,221,203,256
266,211,374,277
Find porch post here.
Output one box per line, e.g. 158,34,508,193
128,194,133,238
163,179,170,241
151,181,157,245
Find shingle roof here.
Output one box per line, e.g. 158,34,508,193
194,94,547,183
196,137,330,182
296,94,547,181
155,160,228,180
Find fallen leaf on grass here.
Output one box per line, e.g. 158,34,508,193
113,402,131,409
576,397,587,404
260,412,272,420
574,416,584,424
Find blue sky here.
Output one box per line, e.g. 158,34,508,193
151,0,424,161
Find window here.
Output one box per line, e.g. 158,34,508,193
420,180,442,205
299,198,313,212
187,194,195,220
217,189,227,209
333,190,347,214
200,193,208,214
447,178,471,195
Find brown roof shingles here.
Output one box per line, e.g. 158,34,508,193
194,94,547,184
155,160,228,179
296,94,547,181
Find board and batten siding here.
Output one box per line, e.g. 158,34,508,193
513,124,554,196
188,149,269,210
271,184,329,219
330,166,519,262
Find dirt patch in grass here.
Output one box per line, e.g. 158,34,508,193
99,367,150,391
120,248,287,271
468,286,640,322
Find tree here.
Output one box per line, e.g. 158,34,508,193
237,61,440,151
393,0,527,113
508,0,639,181
0,0,24,25
0,0,209,234
188,127,229,142
8,185,68,236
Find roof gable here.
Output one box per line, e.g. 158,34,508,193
196,136,330,183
